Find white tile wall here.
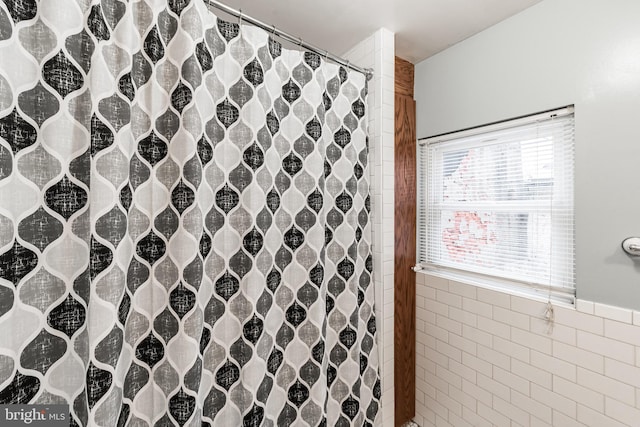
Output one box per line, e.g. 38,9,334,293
343,28,395,427
415,272,640,427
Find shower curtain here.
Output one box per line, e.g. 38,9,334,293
0,0,380,426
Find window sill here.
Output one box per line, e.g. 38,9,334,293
415,266,575,308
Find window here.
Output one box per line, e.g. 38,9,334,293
417,107,575,302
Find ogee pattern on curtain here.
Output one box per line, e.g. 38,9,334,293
0,0,379,426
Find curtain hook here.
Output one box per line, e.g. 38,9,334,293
325,50,329,62
298,37,303,49
271,25,276,37
237,9,243,26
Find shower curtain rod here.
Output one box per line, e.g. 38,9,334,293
204,0,374,80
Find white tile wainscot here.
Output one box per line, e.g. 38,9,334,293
344,28,395,427
414,272,640,427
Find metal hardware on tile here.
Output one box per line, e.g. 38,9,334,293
622,237,640,256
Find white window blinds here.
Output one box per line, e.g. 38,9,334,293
417,107,575,300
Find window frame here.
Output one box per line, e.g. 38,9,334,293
416,106,576,304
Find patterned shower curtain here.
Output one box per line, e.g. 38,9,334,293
0,0,380,426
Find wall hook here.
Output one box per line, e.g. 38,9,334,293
622,237,640,256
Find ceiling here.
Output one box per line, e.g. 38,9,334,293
212,0,543,64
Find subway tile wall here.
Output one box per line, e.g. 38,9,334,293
344,28,395,427
415,273,640,427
